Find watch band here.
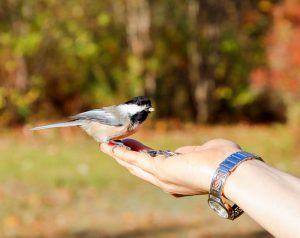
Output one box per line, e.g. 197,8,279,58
208,151,262,220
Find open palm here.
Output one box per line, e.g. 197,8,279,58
100,138,241,196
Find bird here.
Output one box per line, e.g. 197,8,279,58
31,96,177,157
31,96,154,143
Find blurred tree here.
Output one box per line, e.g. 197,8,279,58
150,0,279,123
125,0,154,97
251,0,300,125
0,0,282,126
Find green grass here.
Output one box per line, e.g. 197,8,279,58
0,125,299,237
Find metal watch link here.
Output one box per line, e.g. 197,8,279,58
208,151,262,220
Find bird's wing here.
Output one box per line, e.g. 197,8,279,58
70,107,124,126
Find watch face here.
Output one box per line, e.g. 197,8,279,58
208,200,229,219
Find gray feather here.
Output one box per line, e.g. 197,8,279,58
31,120,82,130
70,108,123,126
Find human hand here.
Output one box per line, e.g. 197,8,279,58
100,139,241,197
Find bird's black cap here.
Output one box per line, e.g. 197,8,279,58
125,96,152,107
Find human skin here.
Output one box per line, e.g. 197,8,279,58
100,138,300,237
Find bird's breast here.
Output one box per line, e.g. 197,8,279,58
80,120,137,142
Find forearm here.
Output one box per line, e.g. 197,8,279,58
224,159,300,237
100,139,300,236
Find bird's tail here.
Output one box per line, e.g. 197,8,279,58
31,120,82,130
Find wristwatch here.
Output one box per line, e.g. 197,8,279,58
208,151,262,220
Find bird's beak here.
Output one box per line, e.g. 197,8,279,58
148,107,155,112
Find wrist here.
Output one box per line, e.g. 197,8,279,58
223,158,264,202
208,151,262,220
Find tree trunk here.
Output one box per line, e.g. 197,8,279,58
187,0,213,123
15,55,28,92
125,0,155,97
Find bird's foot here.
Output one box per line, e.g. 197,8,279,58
109,140,132,151
142,149,180,158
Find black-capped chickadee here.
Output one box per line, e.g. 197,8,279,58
31,96,177,157
32,96,154,142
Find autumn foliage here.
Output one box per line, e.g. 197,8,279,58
252,0,300,96
0,0,299,126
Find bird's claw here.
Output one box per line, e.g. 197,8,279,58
110,140,132,151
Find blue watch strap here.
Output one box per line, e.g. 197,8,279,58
219,151,260,174
208,151,262,220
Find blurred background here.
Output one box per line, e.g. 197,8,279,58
0,0,300,237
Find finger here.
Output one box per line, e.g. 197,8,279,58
101,143,158,173
201,138,241,150
121,139,153,151
100,143,117,157
114,157,159,186
100,139,152,154
114,158,193,196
